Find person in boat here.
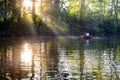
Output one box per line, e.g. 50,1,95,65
83,32,92,39
86,33,89,36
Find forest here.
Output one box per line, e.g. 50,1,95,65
0,0,120,36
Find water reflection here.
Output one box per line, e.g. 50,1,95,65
21,43,32,65
0,37,120,80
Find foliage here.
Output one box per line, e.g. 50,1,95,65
59,0,120,36
0,0,120,36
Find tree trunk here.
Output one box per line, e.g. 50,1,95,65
18,0,22,23
114,0,118,28
32,0,36,25
4,0,7,22
41,0,43,12
80,0,85,20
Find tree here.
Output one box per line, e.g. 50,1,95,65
32,0,36,25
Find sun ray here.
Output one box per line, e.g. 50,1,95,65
23,0,32,9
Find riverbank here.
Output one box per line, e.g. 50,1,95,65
0,20,119,37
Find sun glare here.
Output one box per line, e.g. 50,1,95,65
22,0,41,14
21,43,32,64
23,0,32,9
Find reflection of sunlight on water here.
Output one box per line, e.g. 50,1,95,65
58,45,70,73
40,42,45,53
84,50,98,72
86,40,90,45
20,42,46,79
21,43,32,64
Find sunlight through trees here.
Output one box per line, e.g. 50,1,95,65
0,0,120,36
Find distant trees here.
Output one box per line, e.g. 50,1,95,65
59,0,120,35
0,0,119,36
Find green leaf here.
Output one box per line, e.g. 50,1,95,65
0,17,4,22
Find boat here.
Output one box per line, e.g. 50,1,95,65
82,33,92,39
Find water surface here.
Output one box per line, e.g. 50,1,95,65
0,36,120,80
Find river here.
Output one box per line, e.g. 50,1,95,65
0,36,120,80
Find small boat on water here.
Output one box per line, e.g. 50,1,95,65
81,33,92,39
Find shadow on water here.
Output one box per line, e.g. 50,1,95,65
0,36,120,80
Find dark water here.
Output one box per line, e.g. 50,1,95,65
0,36,120,80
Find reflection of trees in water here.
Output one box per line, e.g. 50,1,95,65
0,46,8,80
106,48,120,80
101,38,120,80
79,40,85,80
0,37,120,80
0,40,44,79
83,38,120,80
39,39,59,79
0,46,22,80
56,38,85,79
57,44,70,79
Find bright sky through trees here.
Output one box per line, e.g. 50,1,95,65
22,0,41,15
23,0,32,9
